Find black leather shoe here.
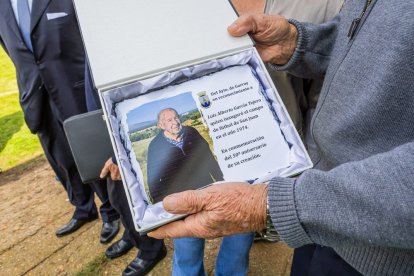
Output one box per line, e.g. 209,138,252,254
105,238,134,259
100,220,120,244
55,217,97,237
122,248,167,276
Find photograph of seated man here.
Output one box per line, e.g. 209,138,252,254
147,107,223,203
126,92,223,205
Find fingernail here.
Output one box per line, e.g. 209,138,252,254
164,195,178,211
228,22,239,32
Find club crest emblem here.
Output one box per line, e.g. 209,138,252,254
197,91,211,109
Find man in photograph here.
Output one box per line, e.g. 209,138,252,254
147,108,223,203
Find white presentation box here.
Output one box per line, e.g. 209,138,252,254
73,0,313,233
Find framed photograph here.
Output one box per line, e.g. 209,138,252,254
124,92,221,204
96,49,313,233
115,65,293,209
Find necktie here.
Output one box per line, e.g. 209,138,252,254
17,0,33,52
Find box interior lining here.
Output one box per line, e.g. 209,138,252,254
101,49,312,229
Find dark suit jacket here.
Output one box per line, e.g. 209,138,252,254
147,126,223,203
0,0,87,133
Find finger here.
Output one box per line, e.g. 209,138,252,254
227,14,257,37
115,173,121,181
109,165,116,180
100,160,111,178
148,219,195,239
109,164,121,181
108,164,119,181
113,165,121,180
148,213,216,239
113,170,121,181
163,190,208,214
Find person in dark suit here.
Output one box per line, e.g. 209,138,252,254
85,64,167,276
0,0,119,241
147,108,223,203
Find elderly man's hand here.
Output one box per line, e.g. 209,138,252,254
148,182,268,239
100,158,121,181
228,14,298,65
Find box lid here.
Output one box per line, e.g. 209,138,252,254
73,0,253,90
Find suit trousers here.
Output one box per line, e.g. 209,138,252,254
107,179,165,260
37,96,119,222
291,244,362,276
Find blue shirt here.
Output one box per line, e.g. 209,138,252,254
163,131,185,150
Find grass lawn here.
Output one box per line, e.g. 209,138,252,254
0,49,18,94
0,49,42,171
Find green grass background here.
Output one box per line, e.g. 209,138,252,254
0,48,42,171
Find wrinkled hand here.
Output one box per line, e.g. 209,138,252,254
228,14,298,65
148,182,268,239
100,158,121,181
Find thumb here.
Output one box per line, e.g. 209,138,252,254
163,190,207,214
227,14,256,37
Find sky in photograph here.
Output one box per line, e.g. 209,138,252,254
126,92,197,126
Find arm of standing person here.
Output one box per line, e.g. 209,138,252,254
228,13,340,79
0,35,9,55
147,15,414,251
148,141,414,251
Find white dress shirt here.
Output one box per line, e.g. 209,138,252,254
9,0,33,22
